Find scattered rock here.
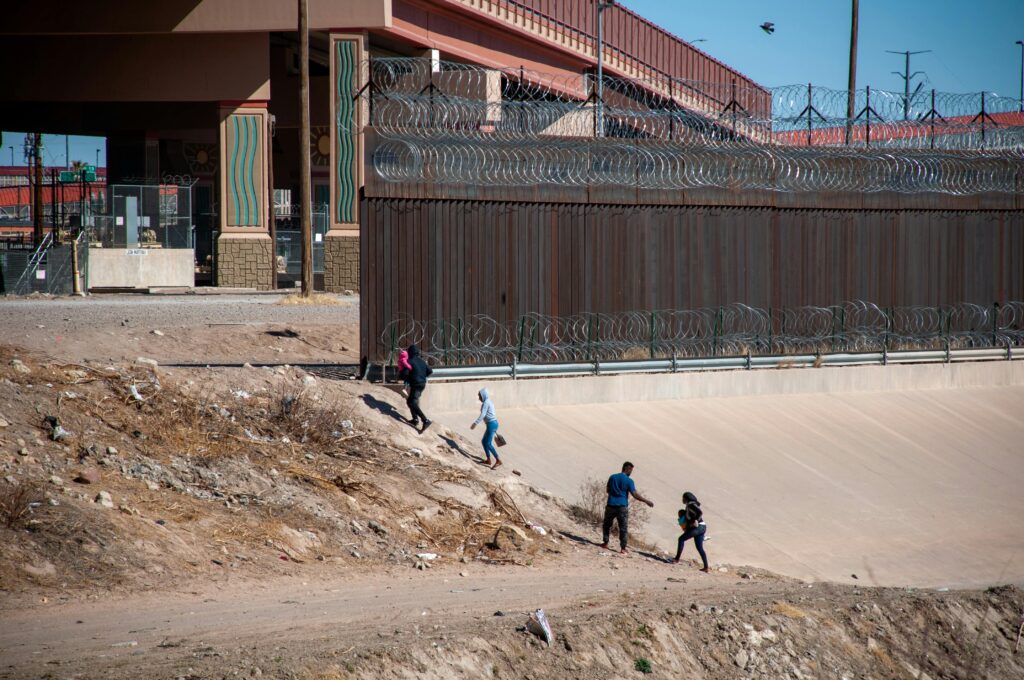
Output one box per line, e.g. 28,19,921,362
367,520,388,537
735,649,749,670
17,448,29,456
106,446,118,455
301,375,316,387
491,524,531,550
145,481,159,491
408,448,423,458
459,571,467,577
48,475,63,486
0,415,9,428
512,469,522,476
718,567,728,573
344,289,354,296
340,420,353,430
136,357,159,369
95,490,114,508
350,519,364,534
243,362,253,369
11,359,31,374
151,329,164,336
74,468,101,485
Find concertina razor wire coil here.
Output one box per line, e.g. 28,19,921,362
380,301,1024,366
359,58,1024,195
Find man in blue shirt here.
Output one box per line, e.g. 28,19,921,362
600,462,654,554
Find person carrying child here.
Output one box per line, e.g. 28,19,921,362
673,491,709,572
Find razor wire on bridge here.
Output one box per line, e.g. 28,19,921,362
364,58,1024,195
379,301,1024,366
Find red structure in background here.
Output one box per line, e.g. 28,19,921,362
0,166,108,235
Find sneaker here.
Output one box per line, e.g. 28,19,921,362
491,459,503,469
619,548,629,555
700,567,711,573
408,419,420,429
420,419,432,433
599,543,609,550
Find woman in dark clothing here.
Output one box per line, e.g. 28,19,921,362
673,491,709,572
398,344,433,433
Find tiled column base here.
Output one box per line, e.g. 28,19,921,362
216,234,273,290
324,231,359,293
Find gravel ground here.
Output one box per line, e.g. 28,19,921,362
0,293,360,364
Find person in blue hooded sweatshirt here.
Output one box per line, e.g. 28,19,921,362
469,387,501,469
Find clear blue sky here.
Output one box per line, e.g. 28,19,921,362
4,1,1022,166
2,132,106,169
620,0,1024,95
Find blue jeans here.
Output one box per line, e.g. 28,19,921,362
482,420,500,460
675,523,708,569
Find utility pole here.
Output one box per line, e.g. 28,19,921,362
886,49,930,120
595,1,614,138
298,0,313,297
33,133,44,244
267,114,277,290
845,0,859,145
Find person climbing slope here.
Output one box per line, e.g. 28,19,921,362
399,344,433,433
673,490,710,572
469,387,502,469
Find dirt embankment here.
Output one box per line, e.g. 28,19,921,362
1,345,1022,680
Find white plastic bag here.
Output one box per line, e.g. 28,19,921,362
527,608,553,645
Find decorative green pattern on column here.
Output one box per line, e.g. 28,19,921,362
226,114,263,227
335,41,356,224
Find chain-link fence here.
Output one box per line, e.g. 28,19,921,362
0,232,88,296
274,205,328,286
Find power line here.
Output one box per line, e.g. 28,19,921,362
886,49,931,119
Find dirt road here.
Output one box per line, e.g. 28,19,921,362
0,553,750,679
0,293,358,364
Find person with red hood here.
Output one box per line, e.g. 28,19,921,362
398,344,433,433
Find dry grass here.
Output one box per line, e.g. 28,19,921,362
570,475,651,538
620,346,653,361
0,482,44,529
772,601,809,619
277,293,343,306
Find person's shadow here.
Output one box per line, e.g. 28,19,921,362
437,432,484,463
361,393,408,424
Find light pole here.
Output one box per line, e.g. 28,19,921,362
595,1,614,138
1017,40,1023,112
95,148,100,168
8,146,13,166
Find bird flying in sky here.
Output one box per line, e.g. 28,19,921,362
760,22,775,35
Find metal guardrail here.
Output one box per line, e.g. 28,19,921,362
423,345,1019,381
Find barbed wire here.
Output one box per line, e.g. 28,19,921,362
364,58,1024,194
379,301,1024,366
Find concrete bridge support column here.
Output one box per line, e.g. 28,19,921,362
324,32,368,293
216,102,274,289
